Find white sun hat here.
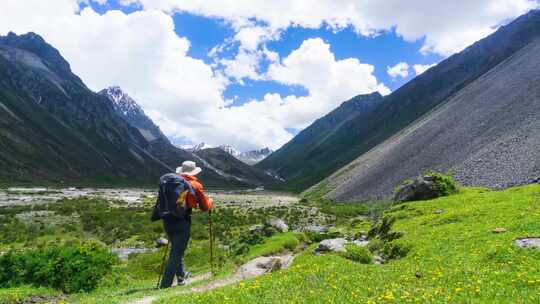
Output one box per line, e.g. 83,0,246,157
176,160,202,176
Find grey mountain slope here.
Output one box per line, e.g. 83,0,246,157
321,38,540,202
259,9,540,192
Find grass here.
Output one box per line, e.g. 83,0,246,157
243,232,304,261
0,286,61,304
160,184,540,303
0,192,323,303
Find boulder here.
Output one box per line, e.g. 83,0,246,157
527,177,540,184
394,176,439,202
514,237,540,250
267,218,289,232
249,224,264,233
373,255,385,265
315,238,348,253
155,237,169,247
236,255,293,279
352,239,369,247
303,224,329,233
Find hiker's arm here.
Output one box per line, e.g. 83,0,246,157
194,187,213,211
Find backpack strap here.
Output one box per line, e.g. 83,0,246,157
178,175,196,196
179,176,208,210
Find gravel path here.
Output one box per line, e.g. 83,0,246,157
127,254,295,304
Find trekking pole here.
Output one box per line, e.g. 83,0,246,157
208,210,215,276
156,240,170,289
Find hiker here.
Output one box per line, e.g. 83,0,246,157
156,160,213,289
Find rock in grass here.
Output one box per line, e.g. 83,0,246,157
492,227,507,234
352,240,369,247
237,256,290,278
373,255,385,265
514,237,540,250
526,177,540,184
156,237,169,247
316,238,348,253
267,218,289,232
303,224,328,233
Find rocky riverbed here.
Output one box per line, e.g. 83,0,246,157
0,187,155,207
0,187,299,208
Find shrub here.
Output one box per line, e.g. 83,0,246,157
231,226,266,256
125,251,163,280
0,241,116,293
367,239,385,253
342,244,373,264
424,171,459,197
367,216,403,242
243,233,302,261
382,242,411,260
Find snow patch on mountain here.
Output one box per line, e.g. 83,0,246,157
219,144,241,157
99,86,166,142
187,142,215,152
187,143,273,165
237,148,273,165
104,86,143,116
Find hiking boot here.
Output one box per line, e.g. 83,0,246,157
176,272,191,286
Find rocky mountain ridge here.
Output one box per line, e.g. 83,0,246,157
188,143,273,165
0,32,268,189
99,86,167,142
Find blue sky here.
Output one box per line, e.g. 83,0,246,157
4,0,536,150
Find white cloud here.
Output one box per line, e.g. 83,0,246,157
413,63,437,76
212,24,280,82
129,0,538,56
219,49,263,83
387,62,409,79
1,0,536,151
175,38,390,149
234,25,278,51
0,1,388,151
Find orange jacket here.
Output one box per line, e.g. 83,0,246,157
181,174,213,211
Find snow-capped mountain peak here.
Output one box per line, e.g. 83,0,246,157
186,142,214,152
218,144,240,157
187,143,273,165
237,147,273,165
103,86,143,117
99,86,167,142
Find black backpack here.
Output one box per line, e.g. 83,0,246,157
151,173,195,221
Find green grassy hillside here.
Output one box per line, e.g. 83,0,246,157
257,92,383,192
162,184,540,303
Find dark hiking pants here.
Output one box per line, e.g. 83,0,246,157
160,217,191,288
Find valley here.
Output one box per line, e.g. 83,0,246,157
2,181,540,303
1,4,540,304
